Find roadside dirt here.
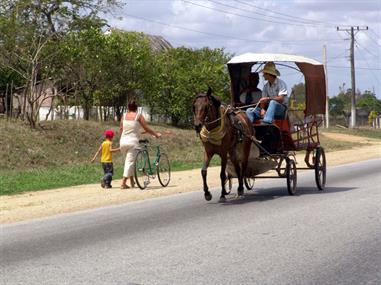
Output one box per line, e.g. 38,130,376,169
1,132,381,224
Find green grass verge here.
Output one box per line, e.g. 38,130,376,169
0,159,222,196
2,120,378,196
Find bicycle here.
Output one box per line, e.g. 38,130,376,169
134,139,171,190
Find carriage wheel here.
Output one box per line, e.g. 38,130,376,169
134,150,149,190
157,153,171,187
286,158,297,195
244,177,255,190
314,147,326,190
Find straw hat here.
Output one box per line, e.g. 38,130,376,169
260,62,280,77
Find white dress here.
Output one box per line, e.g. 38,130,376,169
120,112,141,177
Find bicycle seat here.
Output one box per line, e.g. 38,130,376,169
139,139,149,144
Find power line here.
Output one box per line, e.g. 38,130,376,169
364,31,381,47
122,13,340,45
234,0,335,28
369,27,381,39
355,39,380,59
208,0,319,26
355,45,381,87
182,0,315,27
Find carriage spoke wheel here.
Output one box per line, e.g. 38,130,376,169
314,147,326,190
157,153,171,187
286,158,297,195
244,177,255,190
134,150,149,190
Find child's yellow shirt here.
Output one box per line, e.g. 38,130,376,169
101,140,112,163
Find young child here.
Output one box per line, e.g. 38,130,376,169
91,129,120,188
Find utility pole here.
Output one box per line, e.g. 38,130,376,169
323,45,329,128
337,26,368,128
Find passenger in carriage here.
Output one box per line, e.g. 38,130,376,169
238,72,262,107
246,62,288,124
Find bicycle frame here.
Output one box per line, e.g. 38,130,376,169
138,143,162,177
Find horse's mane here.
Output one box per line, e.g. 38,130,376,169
210,94,221,108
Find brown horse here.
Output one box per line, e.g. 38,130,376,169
193,87,253,202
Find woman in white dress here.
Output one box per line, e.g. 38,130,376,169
119,100,161,189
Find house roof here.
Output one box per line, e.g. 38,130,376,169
104,28,173,52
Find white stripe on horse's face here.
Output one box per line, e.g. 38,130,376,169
193,95,209,127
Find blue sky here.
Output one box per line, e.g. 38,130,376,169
107,0,381,98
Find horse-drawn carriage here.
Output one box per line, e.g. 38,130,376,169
193,53,327,201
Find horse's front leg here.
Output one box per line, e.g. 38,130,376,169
202,151,213,201
219,153,228,202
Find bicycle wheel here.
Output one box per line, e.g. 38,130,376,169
157,153,171,187
134,150,150,190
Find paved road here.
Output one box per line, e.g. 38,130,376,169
1,159,381,285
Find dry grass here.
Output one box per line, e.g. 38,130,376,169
0,119,206,172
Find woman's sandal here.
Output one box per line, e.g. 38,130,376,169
120,184,130,189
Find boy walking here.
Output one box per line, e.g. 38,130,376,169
91,130,119,188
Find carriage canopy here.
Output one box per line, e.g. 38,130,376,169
227,53,327,116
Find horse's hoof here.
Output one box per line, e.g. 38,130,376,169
237,191,244,197
219,196,227,203
204,193,212,201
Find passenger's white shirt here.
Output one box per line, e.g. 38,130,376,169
262,77,288,99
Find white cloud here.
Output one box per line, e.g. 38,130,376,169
107,0,381,97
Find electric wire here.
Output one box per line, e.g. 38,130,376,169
355,45,381,87
182,0,316,27
208,0,319,26
234,0,336,27
122,13,340,45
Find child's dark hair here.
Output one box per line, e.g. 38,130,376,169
128,100,138,112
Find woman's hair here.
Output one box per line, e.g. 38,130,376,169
128,100,138,112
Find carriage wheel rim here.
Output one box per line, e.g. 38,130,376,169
315,147,326,190
286,159,297,195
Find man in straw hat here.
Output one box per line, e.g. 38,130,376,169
246,62,288,124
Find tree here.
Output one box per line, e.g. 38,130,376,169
152,47,231,126
0,0,120,127
289,82,305,110
357,90,381,113
99,30,156,121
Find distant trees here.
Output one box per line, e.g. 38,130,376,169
329,84,380,127
0,0,120,127
0,0,232,128
150,47,231,126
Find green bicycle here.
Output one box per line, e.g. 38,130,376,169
134,139,171,190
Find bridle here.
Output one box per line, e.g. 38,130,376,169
193,93,221,127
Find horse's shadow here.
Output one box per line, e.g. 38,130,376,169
209,186,357,205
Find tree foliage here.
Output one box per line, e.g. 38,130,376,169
1,1,234,128
151,47,231,126
0,0,119,127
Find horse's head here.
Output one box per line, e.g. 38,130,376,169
192,87,221,133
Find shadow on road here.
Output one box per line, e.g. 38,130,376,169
216,186,357,205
